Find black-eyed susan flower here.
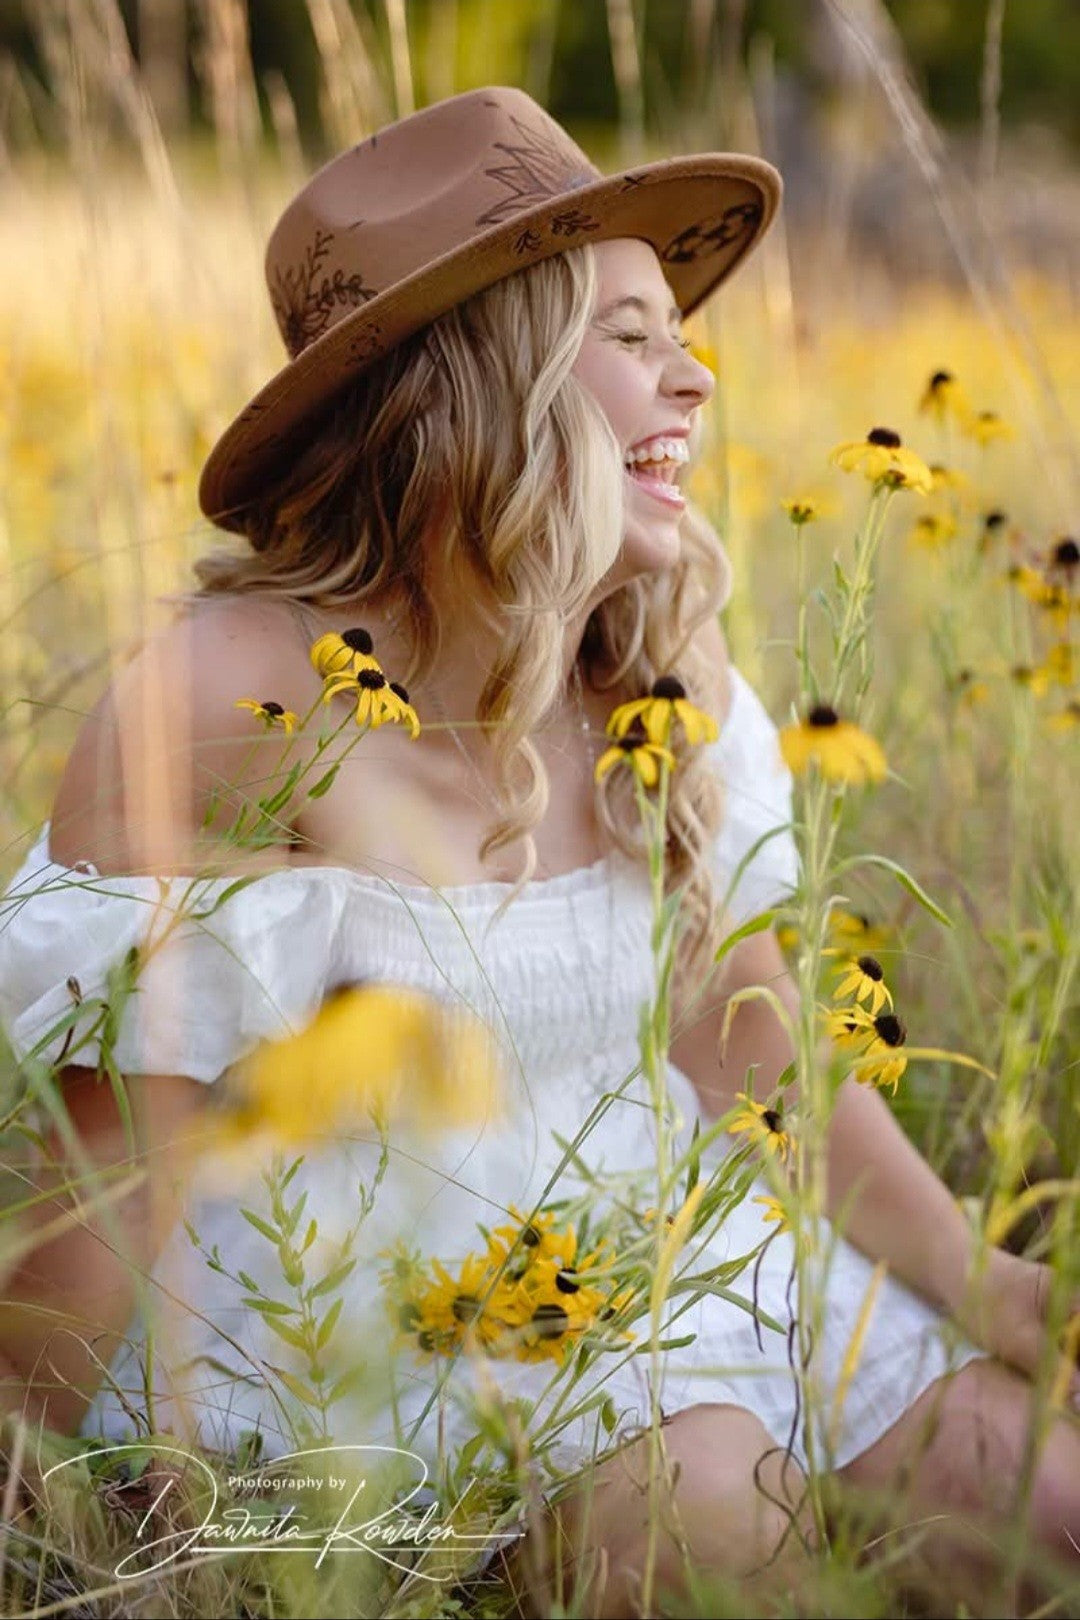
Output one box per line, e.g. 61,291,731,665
951,668,990,708
322,665,414,732
752,1193,789,1231
595,719,676,788
1047,536,1080,582
310,627,382,678
1039,644,1076,689
782,496,819,526
779,705,888,786
607,675,719,749
833,953,893,1016
1010,663,1052,697
928,464,971,495
1045,700,1080,734
854,1011,909,1095
909,512,958,551
967,410,1013,446
982,509,1008,538
829,909,891,956
728,1091,796,1163
821,1006,874,1052
234,698,300,734
218,984,501,1147
918,370,969,424
489,1207,577,1275
829,428,933,495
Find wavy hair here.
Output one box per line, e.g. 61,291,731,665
192,243,733,1012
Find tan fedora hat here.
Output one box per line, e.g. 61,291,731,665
198,85,781,532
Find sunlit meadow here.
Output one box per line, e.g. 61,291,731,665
1,10,1079,1618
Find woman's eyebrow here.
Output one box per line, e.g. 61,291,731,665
595,294,683,325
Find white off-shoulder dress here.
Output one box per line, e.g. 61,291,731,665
0,666,985,1478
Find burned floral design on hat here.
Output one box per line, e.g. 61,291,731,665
662,200,763,265
271,228,380,358
475,112,598,228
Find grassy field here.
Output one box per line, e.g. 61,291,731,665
0,6,1078,1616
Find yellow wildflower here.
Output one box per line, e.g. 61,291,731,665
928,463,971,495
833,954,893,1016
595,723,676,788
1046,536,1080,583
728,1092,796,1163
607,675,719,749
779,706,888,786
966,410,1014,446
782,496,819,526
219,984,502,1146
322,666,421,736
852,1011,909,1096
753,1194,789,1232
234,698,300,735
1045,701,1080,734
909,512,958,551
829,909,891,956
829,428,933,495
918,370,969,425
310,628,382,678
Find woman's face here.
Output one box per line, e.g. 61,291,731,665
570,236,715,589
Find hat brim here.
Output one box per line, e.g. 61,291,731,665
198,152,781,532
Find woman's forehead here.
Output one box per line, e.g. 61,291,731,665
591,237,679,315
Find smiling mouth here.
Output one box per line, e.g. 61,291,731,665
621,440,689,502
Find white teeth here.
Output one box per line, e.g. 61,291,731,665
623,438,690,468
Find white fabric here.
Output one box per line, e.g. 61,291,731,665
0,666,984,1475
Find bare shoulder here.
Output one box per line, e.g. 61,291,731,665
49,595,322,873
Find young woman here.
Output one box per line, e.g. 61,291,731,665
1,86,1077,1615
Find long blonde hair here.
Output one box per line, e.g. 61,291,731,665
193,242,732,1007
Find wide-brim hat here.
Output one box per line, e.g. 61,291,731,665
199,85,782,532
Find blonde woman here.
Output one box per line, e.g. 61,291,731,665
1,88,1077,1616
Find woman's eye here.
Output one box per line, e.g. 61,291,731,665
616,332,648,346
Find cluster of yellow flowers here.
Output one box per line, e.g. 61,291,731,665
822,950,908,1095
234,628,423,740
595,676,719,787
381,1208,633,1366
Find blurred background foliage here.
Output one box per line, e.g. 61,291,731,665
3,0,1080,156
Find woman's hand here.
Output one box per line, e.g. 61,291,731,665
951,1245,1080,1412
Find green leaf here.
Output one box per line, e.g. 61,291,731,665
307,764,340,800
272,1368,320,1407
241,1208,281,1243
838,854,953,928
316,1296,344,1350
633,1334,697,1353
310,1258,358,1299
712,908,776,966
600,1396,618,1435
327,1366,367,1405
263,1317,311,1352
280,1155,305,1190
300,1219,319,1254
240,1296,297,1316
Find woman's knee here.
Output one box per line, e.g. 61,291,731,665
523,1401,816,1617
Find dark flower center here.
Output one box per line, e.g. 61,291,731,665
389,681,410,703
984,510,1007,530
930,370,953,388
342,627,374,653
1052,538,1080,568
762,1108,783,1133
417,1330,436,1352
555,1268,580,1295
867,427,901,448
857,955,883,980
357,668,386,690
532,1303,570,1338
617,735,643,753
261,701,284,716
521,1223,542,1248
873,1013,907,1048
807,705,839,728
452,1293,482,1324
651,675,686,701
398,1302,420,1332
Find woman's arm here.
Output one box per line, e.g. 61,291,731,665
0,1065,208,1436
670,928,974,1316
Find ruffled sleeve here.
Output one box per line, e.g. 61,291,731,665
706,665,800,927
0,832,350,1083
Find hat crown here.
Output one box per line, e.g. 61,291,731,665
265,86,600,359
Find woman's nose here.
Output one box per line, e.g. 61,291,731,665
662,342,715,406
